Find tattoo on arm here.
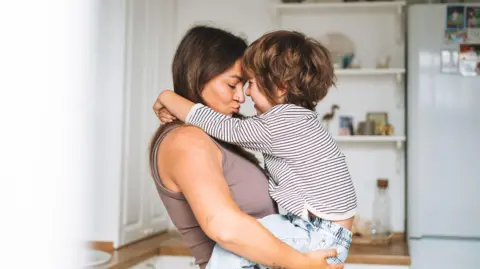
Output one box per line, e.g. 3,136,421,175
271,263,286,269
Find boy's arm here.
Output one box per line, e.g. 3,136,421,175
157,90,195,122
187,105,272,154
158,90,273,153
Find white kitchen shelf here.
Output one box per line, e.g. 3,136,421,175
335,68,405,75
334,135,405,141
335,68,405,83
334,135,406,149
274,1,406,12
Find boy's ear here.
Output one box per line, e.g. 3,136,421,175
276,88,287,98
276,80,289,97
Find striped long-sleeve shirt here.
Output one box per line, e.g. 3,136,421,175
186,103,357,221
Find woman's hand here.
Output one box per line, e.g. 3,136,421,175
153,91,177,124
304,249,344,269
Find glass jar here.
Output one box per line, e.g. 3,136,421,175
370,178,391,236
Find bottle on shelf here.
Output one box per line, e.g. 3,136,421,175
370,178,391,237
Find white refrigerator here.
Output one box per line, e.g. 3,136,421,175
407,4,480,269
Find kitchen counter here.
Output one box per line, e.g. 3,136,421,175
93,232,410,269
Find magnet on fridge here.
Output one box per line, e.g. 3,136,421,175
445,5,467,44
440,49,459,74
466,6,480,43
458,43,480,76
465,6,480,29
446,5,466,29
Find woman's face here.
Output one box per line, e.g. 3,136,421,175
201,60,245,116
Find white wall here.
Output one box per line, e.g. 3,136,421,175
172,0,406,231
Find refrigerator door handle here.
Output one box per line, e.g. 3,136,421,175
412,235,480,241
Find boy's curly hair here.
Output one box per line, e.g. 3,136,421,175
241,30,335,111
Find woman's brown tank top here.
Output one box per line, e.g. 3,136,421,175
150,124,277,269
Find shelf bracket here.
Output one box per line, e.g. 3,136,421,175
396,140,403,150
396,73,402,84
396,141,403,174
396,73,404,109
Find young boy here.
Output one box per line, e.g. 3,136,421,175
156,30,357,268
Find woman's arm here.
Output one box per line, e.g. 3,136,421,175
158,126,342,269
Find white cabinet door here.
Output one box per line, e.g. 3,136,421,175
120,0,151,245
142,0,171,236
119,0,169,246
156,256,199,269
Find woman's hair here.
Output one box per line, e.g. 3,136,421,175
149,25,260,171
242,30,335,111
171,25,246,103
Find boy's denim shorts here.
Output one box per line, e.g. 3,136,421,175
205,213,352,269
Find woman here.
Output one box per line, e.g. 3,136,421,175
150,25,342,269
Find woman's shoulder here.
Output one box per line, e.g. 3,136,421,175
162,125,212,144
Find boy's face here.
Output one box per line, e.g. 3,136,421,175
245,78,274,114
